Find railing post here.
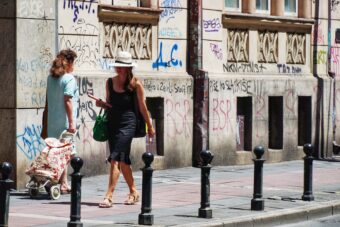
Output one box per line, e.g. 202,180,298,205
139,152,154,225
302,143,314,201
0,162,13,227
68,157,84,227
198,150,214,218
251,146,265,211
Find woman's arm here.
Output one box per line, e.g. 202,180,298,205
64,95,76,133
95,79,110,109
136,80,155,137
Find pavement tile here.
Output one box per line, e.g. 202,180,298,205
6,160,340,226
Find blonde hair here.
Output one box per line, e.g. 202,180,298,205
49,49,77,77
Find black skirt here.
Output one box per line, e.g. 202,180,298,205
107,110,136,165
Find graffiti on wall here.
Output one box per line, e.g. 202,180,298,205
143,79,192,95
203,18,221,33
160,0,182,23
212,98,233,132
277,64,302,74
59,32,99,68
166,99,191,138
331,45,340,76
313,21,325,45
313,50,327,65
159,27,183,39
152,42,183,69
209,43,223,60
332,0,340,11
17,124,45,160
77,77,97,121
223,62,267,73
209,79,252,94
63,0,96,23
18,0,44,17
17,46,52,107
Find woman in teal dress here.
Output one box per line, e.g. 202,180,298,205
46,49,78,193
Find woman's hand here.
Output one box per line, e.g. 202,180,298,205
67,122,76,133
95,99,105,108
147,125,155,138
95,99,111,109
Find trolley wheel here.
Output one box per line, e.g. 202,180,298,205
44,184,51,195
49,185,61,200
29,188,39,198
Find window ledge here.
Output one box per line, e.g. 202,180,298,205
222,12,314,32
98,4,162,25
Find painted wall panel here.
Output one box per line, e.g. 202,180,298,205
152,39,187,73
312,19,328,46
58,0,99,35
159,0,187,9
203,10,223,41
17,0,55,19
58,34,101,71
159,8,187,39
331,1,340,20
17,19,55,108
202,40,225,73
16,108,45,188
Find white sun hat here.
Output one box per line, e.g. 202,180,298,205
109,51,137,68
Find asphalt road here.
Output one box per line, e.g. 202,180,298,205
279,214,340,227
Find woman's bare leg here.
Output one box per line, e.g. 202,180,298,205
104,160,120,199
120,162,137,194
59,166,70,190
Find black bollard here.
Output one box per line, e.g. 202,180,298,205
68,157,84,227
0,162,13,227
302,144,314,201
139,152,154,225
251,146,265,211
198,150,214,218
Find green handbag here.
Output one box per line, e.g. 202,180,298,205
93,108,108,142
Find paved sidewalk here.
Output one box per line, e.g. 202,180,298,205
8,160,340,227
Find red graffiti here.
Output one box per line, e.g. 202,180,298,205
255,95,265,138
285,90,295,114
255,96,265,119
313,21,325,45
331,46,340,77
212,98,232,132
166,99,191,138
336,88,340,122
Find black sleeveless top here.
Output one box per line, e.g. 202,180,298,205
107,78,136,131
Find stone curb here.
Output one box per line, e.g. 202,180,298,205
175,200,340,227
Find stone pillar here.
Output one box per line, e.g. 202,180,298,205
242,0,256,14
298,0,312,19
271,0,284,16
0,0,17,187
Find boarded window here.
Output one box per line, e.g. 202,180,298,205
146,97,164,156
298,96,312,146
237,97,252,151
269,96,283,149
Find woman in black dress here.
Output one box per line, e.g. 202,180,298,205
96,51,155,208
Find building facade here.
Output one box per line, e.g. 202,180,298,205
0,0,339,188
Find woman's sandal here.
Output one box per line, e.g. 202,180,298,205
124,192,140,205
99,197,113,208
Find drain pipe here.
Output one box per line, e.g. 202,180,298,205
328,0,337,157
188,0,209,167
328,0,340,155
